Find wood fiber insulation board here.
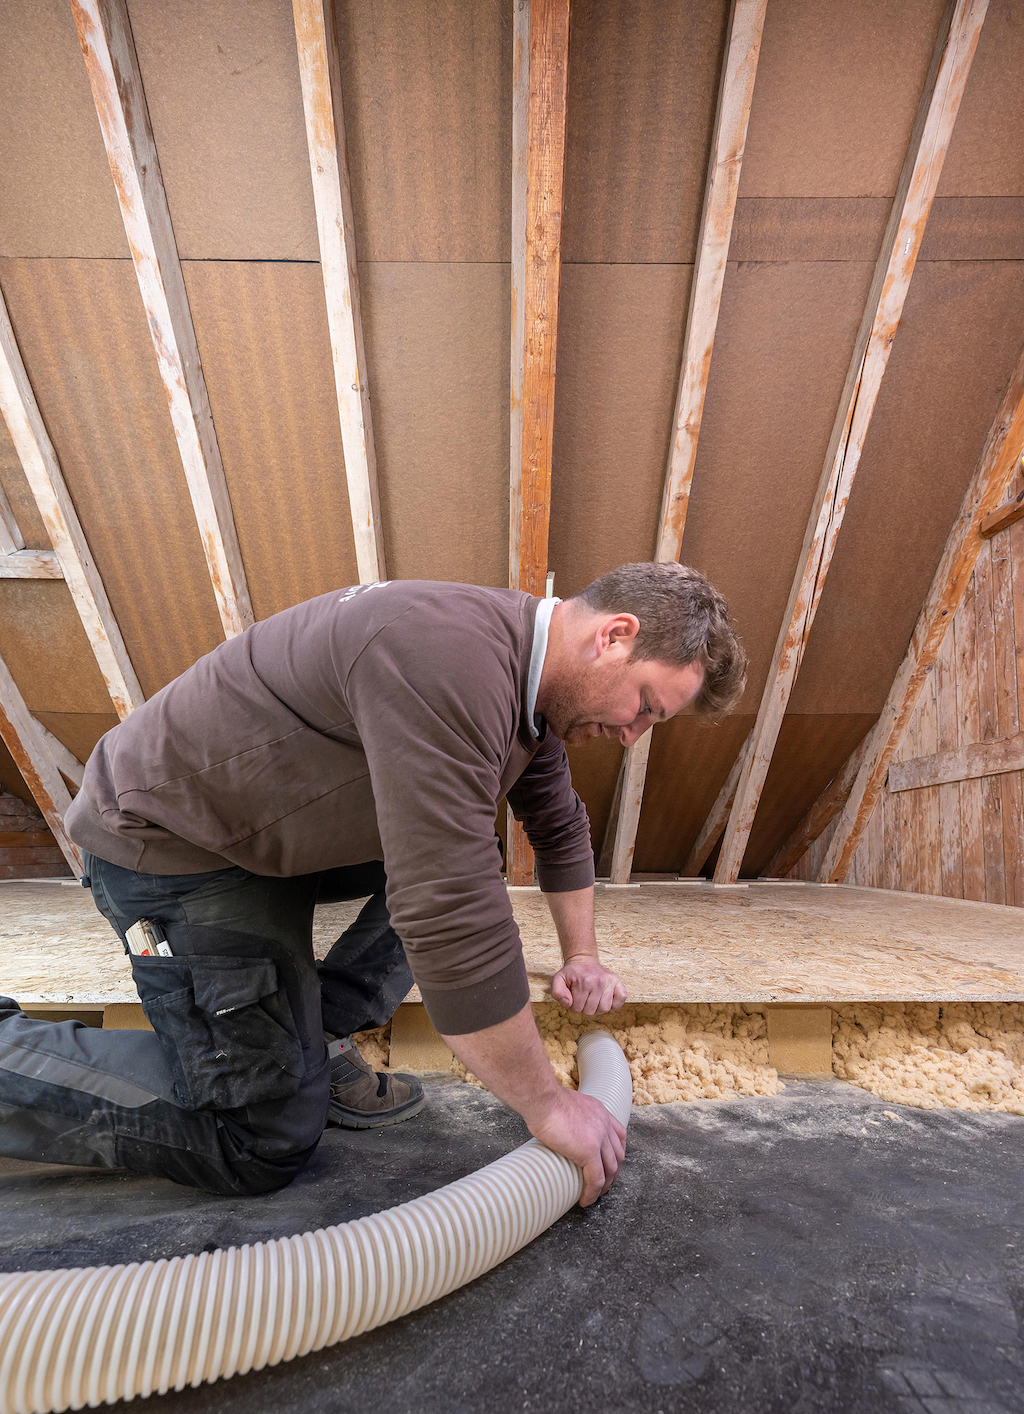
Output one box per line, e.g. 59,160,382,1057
358,263,510,588
564,734,623,867
0,583,114,716
0,259,225,697
33,712,118,768
793,262,1024,716
559,0,731,265
0,0,129,257
182,262,359,618
676,260,875,714
933,0,1024,197
334,0,511,263
548,265,692,596
632,715,753,874
737,0,947,198
126,0,319,261
0,420,49,550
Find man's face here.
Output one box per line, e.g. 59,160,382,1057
543,652,705,747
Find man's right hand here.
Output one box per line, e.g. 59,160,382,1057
526,1086,627,1206
441,1000,628,1207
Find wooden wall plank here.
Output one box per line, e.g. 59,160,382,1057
0,284,143,717
71,0,252,639
821,332,1024,882
993,525,1024,906
714,0,988,883
955,576,987,901
292,0,385,586
917,666,942,896
935,625,964,898
605,0,767,884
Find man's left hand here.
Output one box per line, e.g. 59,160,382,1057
551,955,627,1015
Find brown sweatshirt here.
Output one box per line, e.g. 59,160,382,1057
66,581,595,1032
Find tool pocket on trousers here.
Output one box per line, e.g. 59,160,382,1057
131,954,305,1111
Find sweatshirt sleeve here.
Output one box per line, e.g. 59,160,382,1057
343,615,530,1035
506,729,595,893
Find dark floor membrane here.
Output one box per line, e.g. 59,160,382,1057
3,1079,1024,1414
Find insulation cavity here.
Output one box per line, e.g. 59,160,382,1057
832,1002,1024,1114
443,1003,784,1105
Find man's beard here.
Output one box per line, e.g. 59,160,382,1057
540,660,623,744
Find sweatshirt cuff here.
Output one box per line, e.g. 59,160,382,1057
535,855,595,894
419,956,531,1035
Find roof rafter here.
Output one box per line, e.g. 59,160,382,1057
293,0,385,585
0,284,144,717
602,0,768,883
0,651,82,875
708,0,988,884
821,334,1024,882
71,0,253,640
507,0,570,887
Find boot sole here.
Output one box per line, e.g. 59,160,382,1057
326,1093,426,1130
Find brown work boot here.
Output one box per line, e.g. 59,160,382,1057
325,1036,425,1129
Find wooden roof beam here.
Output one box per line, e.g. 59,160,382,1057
711,0,988,884
507,0,570,887
0,651,82,875
0,285,144,717
603,0,768,883
72,0,253,640
293,0,385,585
821,335,1024,881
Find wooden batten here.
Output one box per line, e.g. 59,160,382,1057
38,727,86,790
889,731,1024,792
979,481,1024,539
0,551,63,579
293,0,385,585
712,0,988,884
71,0,253,640
605,0,768,883
0,285,144,718
507,0,568,887
0,653,82,875
821,336,1024,882
0,481,24,556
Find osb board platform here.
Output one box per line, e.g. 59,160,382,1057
2,881,1023,1009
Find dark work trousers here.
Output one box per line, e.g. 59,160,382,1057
0,854,413,1196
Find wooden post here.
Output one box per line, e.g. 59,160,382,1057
293,0,386,585
604,0,768,884
71,0,253,640
0,285,144,718
713,0,988,884
0,652,82,875
822,335,1024,881
507,0,569,888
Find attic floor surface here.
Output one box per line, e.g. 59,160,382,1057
3,878,1024,1007
2,1077,1024,1414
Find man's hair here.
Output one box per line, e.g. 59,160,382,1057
574,562,746,718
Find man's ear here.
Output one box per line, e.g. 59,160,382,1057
596,613,640,657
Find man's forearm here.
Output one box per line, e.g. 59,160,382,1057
440,999,627,1206
546,884,598,962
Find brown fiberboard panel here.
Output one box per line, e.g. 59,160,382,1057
560,0,730,264
0,419,50,551
921,198,1024,262
633,714,754,874
679,259,876,714
548,263,693,598
793,261,1024,716
565,734,623,865
127,0,319,261
738,0,947,199
183,262,359,619
0,581,113,715
743,713,878,874
359,262,509,587
0,259,225,699
34,713,119,768
335,0,511,263
935,0,1024,199
0,0,129,258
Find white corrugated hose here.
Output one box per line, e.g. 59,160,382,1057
0,1029,632,1414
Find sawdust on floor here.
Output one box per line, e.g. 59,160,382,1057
832,1002,1024,1114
